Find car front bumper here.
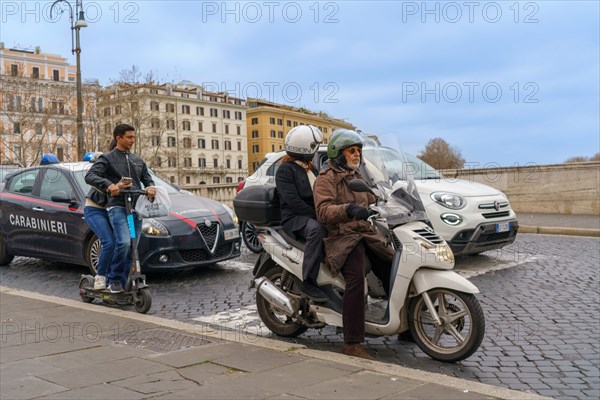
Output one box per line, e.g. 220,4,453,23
448,219,519,255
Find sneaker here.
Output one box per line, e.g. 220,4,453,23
108,281,124,293
93,275,106,290
342,343,375,361
301,280,328,302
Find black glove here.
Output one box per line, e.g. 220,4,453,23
346,203,370,221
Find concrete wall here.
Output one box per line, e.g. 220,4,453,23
441,162,600,215
185,184,238,209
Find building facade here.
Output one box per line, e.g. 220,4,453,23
97,81,248,187
0,46,98,166
245,99,355,173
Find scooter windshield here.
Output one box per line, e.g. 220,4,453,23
360,137,429,227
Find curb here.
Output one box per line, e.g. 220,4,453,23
519,225,600,237
0,286,551,400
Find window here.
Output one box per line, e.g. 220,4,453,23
287,120,291,127
151,136,160,146
213,177,220,184
224,125,229,134
151,118,160,129
251,130,259,138
278,131,283,138
56,147,65,161
103,107,111,117
270,117,275,124
226,177,233,183
155,156,162,167
226,159,231,169
223,110,231,119
168,156,177,167
197,106,204,116
185,176,191,184
277,119,283,126
181,93,189,98
293,121,298,127
235,111,242,120
56,124,63,136
323,127,328,133
252,144,259,153
150,101,159,111
131,102,139,111
35,124,42,135
270,130,276,138
32,67,39,79
224,141,231,150
166,119,175,129
182,120,191,131
53,69,60,81
211,139,219,149
237,141,242,151
11,64,18,76
7,170,39,194
182,105,190,114
167,137,176,147
13,122,21,134
104,123,111,135
197,138,205,149
272,144,275,152
236,126,241,135
184,157,192,167
251,117,258,125
115,105,122,115
166,103,175,113
40,170,73,200
183,137,192,148
210,108,218,117
238,160,243,169
38,98,43,112
198,122,203,132
198,158,206,167
30,97,36,112
213,159,219,168
212,123,217,133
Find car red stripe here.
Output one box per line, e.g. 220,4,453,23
168,212,198,229
1,192,82,213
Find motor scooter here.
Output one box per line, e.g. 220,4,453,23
78,189,152,314
238,140,485,362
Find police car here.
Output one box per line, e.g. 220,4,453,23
0,160,241,272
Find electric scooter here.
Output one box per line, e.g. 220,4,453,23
78,189,152,314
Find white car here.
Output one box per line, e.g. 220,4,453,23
237,145,518,255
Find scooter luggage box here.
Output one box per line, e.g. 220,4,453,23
233,184,281,226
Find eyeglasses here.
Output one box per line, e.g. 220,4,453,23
344,147,361,155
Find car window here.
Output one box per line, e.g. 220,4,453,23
7,170,39,194
148,171,179,194
40,169,74,200
267,158,283,176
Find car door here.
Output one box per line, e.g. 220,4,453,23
34,168,87,263
0,169,42,255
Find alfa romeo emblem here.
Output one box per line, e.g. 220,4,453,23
204,219,212,227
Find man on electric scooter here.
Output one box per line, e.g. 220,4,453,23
85,124,156,293
275,125,329,302
313,129,395,360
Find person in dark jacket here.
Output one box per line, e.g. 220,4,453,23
275,125,328,302
85,124,156,293
313,129,395,360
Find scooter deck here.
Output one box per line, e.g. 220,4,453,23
80,287,133,305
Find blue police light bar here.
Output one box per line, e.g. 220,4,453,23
40,153,60,165
83,152,95,161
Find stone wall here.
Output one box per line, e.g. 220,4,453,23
441,162,600,215
184,184,238,209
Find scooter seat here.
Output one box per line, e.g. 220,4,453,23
276,229,306,252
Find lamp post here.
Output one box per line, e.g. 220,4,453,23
50,0,88,160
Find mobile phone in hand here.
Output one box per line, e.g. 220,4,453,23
121,177,133,185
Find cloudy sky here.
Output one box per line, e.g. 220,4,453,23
2,1,598,166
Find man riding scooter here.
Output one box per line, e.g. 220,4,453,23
313,129,395,360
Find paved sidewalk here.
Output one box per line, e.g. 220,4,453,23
0,288,550,400
516,212,600,237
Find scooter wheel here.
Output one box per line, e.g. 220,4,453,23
134,288,152,314
79,277,94,303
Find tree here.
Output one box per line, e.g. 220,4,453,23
591,153,600,161
564,156,589,163
418,138,465,170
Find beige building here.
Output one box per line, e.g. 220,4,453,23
246,99,355,173
0,46,97,166
97,81,248,187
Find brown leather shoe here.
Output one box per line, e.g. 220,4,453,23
342,343,375,361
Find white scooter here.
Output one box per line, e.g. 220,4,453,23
238,142,485,362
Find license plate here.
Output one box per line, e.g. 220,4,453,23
224,228,239,240
496,222,510,233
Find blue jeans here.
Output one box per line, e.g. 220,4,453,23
107,207,142,287
83,206,115,278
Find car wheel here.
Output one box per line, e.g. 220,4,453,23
85,235,101,275
241,221,263,253
0,236,14,266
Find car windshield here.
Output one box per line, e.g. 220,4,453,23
72,168,179,195
380,148,442,182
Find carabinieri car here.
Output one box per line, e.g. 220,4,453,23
0,162,241,272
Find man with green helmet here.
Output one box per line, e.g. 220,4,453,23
313,129,395,360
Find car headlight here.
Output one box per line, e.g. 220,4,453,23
142,219,169,237
222,204,238,225
430,192,465,209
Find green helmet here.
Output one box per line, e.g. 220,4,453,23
327,129,363,159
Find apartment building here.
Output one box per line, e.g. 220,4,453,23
0,46,97,166
97,81,248,186
246,98,355,173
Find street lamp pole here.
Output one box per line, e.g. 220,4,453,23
50,0,88,160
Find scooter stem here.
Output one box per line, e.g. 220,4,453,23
421,291,442,327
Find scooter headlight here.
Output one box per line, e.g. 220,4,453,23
435,243,454,264
142,219,169,237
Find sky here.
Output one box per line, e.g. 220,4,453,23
1,0,599,166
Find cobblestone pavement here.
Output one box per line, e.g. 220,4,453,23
1,234,598,399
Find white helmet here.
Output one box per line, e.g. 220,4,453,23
284,125,324,161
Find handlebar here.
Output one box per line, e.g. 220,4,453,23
120,189,147,196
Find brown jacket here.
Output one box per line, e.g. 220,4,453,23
313,164,395,276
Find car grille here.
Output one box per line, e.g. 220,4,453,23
482,211,511,219
179,243,233,263
197,223,219,250
476,231,513,243
413,228,444,244
478,201,509,210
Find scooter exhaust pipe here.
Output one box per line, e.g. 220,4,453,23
254,276,299,317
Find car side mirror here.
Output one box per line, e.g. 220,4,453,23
51,191,77,206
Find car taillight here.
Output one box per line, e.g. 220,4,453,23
236,180,245,193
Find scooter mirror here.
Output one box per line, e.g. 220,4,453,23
348,179,374,194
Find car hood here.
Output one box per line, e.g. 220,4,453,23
415,178,504,197
157,193,231,223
